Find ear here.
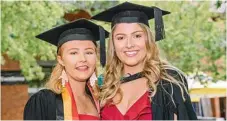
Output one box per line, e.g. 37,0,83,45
57,55,65,67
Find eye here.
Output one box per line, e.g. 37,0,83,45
117,36,124,40
132,32,144,39
115,35,125,40
70,51,78,55
86,51,94,55
135,34,142,38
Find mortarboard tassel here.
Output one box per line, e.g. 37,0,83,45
99,26,106,67
154,7,165,41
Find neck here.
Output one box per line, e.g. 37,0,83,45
67,75,87,97
123,63,144,75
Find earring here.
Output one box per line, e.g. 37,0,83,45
59,70,68,87
90,72,97,87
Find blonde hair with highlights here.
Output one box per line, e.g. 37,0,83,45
100,23,188,107
45,62,63,94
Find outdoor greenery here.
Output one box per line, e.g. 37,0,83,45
143,1,225,81
1,1,225,85
2,1,64,81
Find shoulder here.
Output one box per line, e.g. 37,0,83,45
158,68,188,88
31,89,56,98
25,89,57,106
24,89,57,120
165,68,186,81
155,68,189,102
28,89,57,101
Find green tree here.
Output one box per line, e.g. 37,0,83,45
1,1,119,84
2,1,225,84
1,1,64,81
131,1,225,80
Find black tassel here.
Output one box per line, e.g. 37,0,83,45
99,26,106,67
154,7,165,41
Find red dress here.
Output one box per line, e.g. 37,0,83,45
79,114,99,120
101,91,152,120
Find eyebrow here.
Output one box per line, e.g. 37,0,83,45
67,48,79,51
114,30,144,36
132,30,144,34
67,47,95,51
85,48,95,51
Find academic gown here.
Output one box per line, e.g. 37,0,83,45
23,84,98,120
151,69,198,120
99,69,197,120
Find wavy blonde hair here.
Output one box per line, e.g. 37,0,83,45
45,62,64,94
100,23,188,107
45,44,100,98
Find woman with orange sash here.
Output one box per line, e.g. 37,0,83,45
24,18,108,120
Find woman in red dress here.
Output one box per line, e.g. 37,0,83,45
24,19,108,120
92,2,197,120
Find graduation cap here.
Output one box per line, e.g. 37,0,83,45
36,18,109,67
91,2,170,41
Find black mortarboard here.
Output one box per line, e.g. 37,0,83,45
36,18,109,67
91,2,170,41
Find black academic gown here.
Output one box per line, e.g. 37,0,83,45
23,85,94,120
151,69,198,120
24,70,197,120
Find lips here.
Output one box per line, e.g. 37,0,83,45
76,65,89,71
124,50,139,57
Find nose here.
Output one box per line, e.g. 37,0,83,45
79,53,87,62
126,36,134,48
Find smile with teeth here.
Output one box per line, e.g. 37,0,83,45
76,65,89,71
124,50,138,57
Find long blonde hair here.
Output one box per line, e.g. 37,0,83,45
45,47,67,94
100,23,188,107
45,62,63,94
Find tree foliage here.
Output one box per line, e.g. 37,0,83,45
1,1,118,82
2,1,64,81
1,1,225,83
131,1,226,80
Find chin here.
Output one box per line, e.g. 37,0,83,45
124,60,140,67
74,71,93,82
74,76,90,82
